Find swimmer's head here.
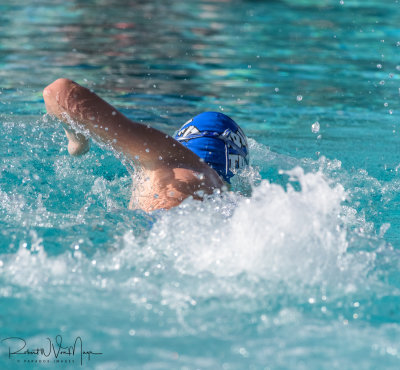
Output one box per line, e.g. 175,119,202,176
173,112,249,183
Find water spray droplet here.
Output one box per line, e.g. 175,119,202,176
311,121,320,133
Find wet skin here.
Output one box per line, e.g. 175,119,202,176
43,78,223,211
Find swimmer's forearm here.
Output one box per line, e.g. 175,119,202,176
43,78,204,169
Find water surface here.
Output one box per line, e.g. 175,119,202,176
1,0,400,368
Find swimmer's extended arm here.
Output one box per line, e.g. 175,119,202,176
43,78,224,211
43,78,210,172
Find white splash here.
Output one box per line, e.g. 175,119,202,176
142,167,354,289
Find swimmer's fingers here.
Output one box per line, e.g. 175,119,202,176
63,126,90,156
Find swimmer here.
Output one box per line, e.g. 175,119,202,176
43,78,249,211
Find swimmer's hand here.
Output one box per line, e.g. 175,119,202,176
61,122,90,156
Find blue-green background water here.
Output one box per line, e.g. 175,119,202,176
1,0,400,368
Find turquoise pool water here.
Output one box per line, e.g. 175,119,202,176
1,0,400,368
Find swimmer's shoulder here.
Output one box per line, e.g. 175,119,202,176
131,165,223,212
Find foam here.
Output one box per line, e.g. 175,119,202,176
145,166,351,286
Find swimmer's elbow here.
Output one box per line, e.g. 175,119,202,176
44,78,74,95
43,78,75,117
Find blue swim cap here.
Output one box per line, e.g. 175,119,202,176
173,112,249,182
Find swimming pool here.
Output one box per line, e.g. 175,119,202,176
1,0,400,368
